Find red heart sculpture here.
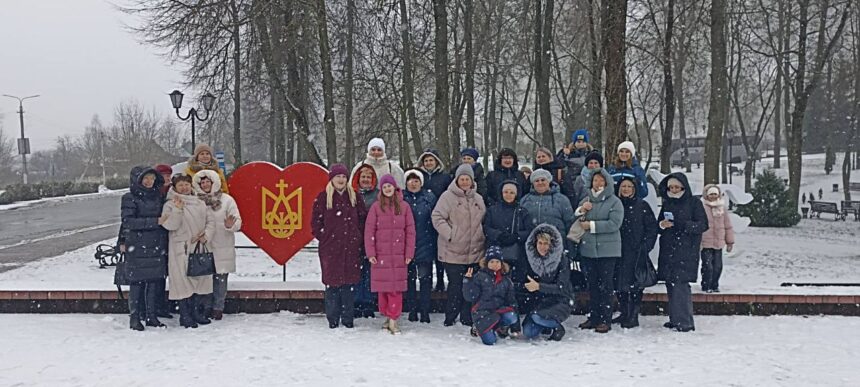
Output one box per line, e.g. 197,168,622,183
228,162,329,265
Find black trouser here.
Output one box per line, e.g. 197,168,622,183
128,281,158,320
139,278,169,316
581,257,618,327
666,281,695,329
407,261,433,315
444,263,474,324
617,289,643,326
435,258,446,289
700,248,723,291
325,285,355,326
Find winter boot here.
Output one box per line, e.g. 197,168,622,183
191,294,211,325
419,312,431,324
548,325,566,341
578,319,596,330
154,279,173,319
179,298,198,329
408,310,419,322
388,319,401,335
212,310,224,321
595,324,611,334
382,317,391,330
144,283,165,328
128,284,145,331
622,292,641,329
612,292,628,324
663,322,675,329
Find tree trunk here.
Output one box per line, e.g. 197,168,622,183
433,0,452,164
660,0,676,173
463,0,476,148
344,0,356,165
704,0,728,185
788,0,850,204
587,0,603,149
535,0,555,148
399,0,424,159
773,0,787,169
601,0,628,157
315,0,337,166
230,0,242,165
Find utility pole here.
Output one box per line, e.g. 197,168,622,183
3,94,40,184
100,130,106,186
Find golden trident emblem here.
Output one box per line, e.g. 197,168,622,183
262,179,302,239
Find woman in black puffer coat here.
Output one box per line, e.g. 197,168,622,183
483,180,533,269
614,176,658,329
657,172,709,332
120,166,169,331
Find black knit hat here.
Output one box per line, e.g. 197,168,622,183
584,152,604,168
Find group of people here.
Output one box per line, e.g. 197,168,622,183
117,129,737,344
118,144,240,331
311,130,736,343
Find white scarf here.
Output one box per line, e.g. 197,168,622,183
668,191,684,199
703,198,726,216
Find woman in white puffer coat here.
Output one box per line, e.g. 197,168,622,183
193,169,242,321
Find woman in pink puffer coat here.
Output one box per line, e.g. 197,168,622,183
365,174,416,335
700,184,735,293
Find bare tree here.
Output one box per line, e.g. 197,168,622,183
703,0,728,185
433,0,452,163
602,0,629,156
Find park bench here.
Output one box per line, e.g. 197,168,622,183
850,182,860,192
808,201,841,220
841,200,860,221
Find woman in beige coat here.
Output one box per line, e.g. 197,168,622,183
432,164,486,327
162,174,215,329
193,170,242,321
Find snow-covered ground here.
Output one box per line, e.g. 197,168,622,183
0,187,128,211
0,313,857,386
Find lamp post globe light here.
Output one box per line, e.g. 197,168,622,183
169,90,216,152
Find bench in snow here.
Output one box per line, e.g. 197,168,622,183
850,182,860,192
808,201,841,220
842,200,860,221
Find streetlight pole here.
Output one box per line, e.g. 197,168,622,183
2,94,40,184
169,90,216,153
728,132,734,185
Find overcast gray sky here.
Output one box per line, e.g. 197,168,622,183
0,0,186,151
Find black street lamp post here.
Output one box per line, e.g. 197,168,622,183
169,90,216,152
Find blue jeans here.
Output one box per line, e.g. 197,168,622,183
480,311,519,345
522,313,560,339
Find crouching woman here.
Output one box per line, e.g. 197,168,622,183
518,224,574,341
462,246,520,345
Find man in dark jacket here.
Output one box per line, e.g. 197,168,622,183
557,129,598,177
657,172,709,332
120,166,169,331
417,148,451,292
517,223,574,341
403,169,438,323
418,148,453,199
484,148,530,207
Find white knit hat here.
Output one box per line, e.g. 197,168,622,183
404,169,425,186
367,137,386,153
706,186,721,196
617,141,636,156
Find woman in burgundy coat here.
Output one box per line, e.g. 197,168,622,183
365,174,417,335
312,164,367,329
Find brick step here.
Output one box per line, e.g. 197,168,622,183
2,290,858,315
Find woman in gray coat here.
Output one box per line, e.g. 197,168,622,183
574,168,623,333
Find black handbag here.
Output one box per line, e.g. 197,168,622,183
635,252,658,289
187,242,216,277
113,252,130,286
